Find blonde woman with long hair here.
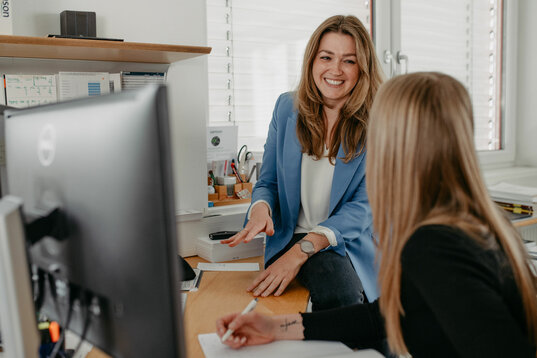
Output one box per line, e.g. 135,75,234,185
216,72,537,357
222,14,384,315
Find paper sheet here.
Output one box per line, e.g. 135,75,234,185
58,72,110,101
198,333,353,358
197,262,259,271
488,182,537,203
4,74,57,108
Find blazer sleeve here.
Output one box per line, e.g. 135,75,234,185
317,156,372,257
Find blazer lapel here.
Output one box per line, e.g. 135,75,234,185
282,113,302,221
329,145,364,214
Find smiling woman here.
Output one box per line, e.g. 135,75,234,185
222,15,385,333
312,32,359,109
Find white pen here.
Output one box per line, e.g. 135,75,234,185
221,298,258,342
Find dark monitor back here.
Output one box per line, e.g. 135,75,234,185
4,85,184,357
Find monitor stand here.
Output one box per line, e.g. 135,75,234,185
0,196,39,357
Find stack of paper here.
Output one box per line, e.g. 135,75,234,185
489,182,537,204
120,71,166,91
196,235,264,263
488,182,537,219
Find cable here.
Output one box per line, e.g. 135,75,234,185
72,294,92,357
47,274,73,358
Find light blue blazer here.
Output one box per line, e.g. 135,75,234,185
248,92,379,300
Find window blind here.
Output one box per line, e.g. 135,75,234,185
206,0,372,152
401,0,502,151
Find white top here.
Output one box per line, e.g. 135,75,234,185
294,150,337,246
249,149,337,247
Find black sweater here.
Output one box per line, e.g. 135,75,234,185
301,225,536,357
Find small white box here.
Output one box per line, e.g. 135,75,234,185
196,235,264,263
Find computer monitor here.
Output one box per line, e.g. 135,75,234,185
4,85,185,357
0,196,40,357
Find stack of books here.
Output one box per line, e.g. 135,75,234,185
120,71,166,91
488,182,537,220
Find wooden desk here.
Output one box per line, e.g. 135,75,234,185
184,256,309,357
513,216,537,228
87,256,309,358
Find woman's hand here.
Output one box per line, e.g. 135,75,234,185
216,311,277,348
248,245,307,297
216,312,305,349
221,202,274,247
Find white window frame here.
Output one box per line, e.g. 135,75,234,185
373,0,517,168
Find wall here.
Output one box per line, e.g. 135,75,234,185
9,0,210,254
516,0,537,167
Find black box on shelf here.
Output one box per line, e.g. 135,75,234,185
60,10,96,37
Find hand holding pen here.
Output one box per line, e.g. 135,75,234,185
221,298,258,342
216,300,306,349
216,298,276,348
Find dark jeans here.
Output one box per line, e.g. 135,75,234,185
266,233,365,312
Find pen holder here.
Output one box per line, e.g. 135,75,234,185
209,176,253,207
216,176,237,197
234,182,253,199
214,185,228,200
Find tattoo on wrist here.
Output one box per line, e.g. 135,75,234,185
280,318,298,332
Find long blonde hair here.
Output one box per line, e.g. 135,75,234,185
296,15,383,163
367,72,537,354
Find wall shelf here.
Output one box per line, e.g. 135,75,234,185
0,35,211,64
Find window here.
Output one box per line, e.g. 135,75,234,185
207,0,513,162
206,0,372,152
375,0,511,157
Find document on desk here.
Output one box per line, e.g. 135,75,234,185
198,333,354,358
197,262,259,271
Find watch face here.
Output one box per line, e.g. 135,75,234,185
300,240,315,254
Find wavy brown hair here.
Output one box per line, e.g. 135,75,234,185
367,72,537,355
296,15,383,163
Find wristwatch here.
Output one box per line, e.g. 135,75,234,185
297,239,315,258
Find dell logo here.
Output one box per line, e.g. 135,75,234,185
37,124,56,167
